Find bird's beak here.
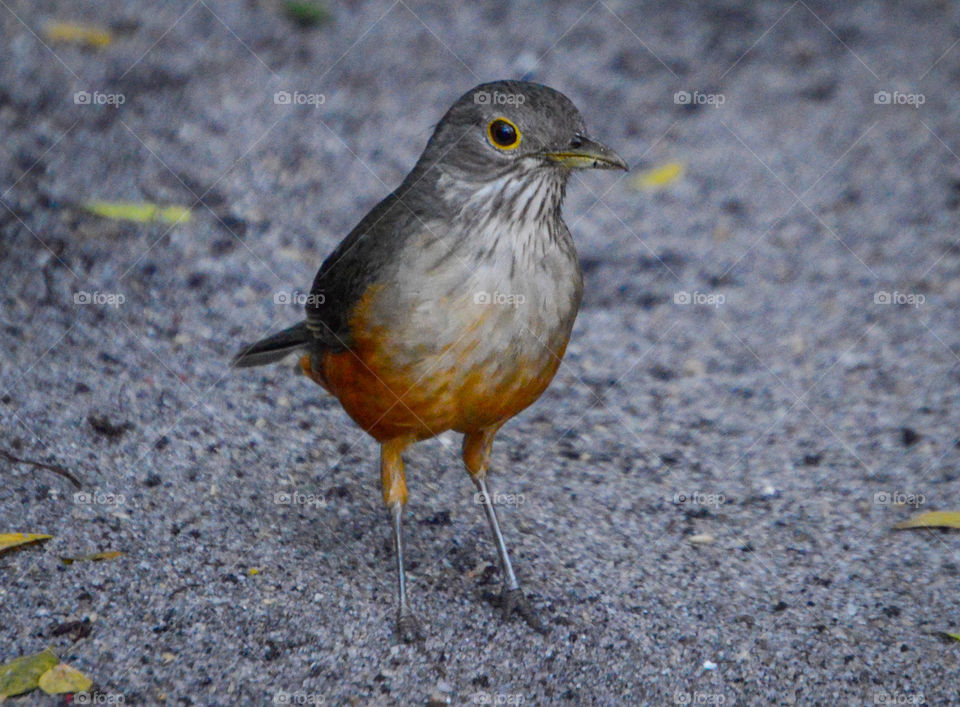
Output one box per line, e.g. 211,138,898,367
543,137,628,171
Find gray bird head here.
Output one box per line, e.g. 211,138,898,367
409,80,627,189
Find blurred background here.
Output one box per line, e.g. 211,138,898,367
2,1,959,703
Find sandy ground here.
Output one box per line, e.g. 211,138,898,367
2,0,960,704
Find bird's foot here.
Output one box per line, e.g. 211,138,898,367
499,586,548,634
396,611,425,643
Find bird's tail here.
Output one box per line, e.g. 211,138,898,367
232,322,311,368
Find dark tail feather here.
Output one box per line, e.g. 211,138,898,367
232,322,311,368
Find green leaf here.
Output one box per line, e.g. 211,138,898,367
0,648,59,699
284,1,330,27
83,201,192,225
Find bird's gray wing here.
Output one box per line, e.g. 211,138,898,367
305,192,416,352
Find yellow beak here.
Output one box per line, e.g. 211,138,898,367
544,136,628,171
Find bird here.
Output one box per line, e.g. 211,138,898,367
233,79,626,641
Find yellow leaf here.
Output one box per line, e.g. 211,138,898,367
38,663,92,695
0,648,58,699
939,631,960,642
157,206,192,224
60,550,124,565
248,567,260,575
632,161,685,191
44,22,113,47
83,201,192,225
894,511,960,529
0,533,52,554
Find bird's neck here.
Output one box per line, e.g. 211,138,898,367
440,165,567,227
436,166,571,269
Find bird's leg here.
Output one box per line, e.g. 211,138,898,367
381,438,422,642
463,428,547,633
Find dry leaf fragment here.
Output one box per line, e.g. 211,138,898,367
38,663,93,695
0,533,52,554
44,22,113,47
894,511,960,530
632,161,685,191
60,551,124,565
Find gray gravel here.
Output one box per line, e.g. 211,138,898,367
2,1,960,704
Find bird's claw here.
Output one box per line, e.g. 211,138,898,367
500,586,548,634
396,612,425,643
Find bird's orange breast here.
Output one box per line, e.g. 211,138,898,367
305,284,568,442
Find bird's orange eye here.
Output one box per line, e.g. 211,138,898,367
487,118,521,149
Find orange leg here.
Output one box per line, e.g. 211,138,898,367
462,426,546,633
462,425,500,479
381,437,411,506
380,436,421,641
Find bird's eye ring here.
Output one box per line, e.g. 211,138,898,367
487,118,521,150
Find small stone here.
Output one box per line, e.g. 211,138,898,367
901,427,921,447
682,358,706,377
